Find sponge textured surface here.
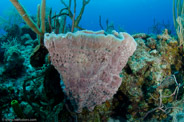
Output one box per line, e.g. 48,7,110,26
44,30,137,112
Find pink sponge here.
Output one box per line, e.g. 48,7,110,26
44,30,137,112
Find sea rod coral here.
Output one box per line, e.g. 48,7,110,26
44,30,137,112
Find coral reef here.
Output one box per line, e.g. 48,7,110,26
116,30,184,121
0,0,183,121
0,27,183,121
1,38,25,78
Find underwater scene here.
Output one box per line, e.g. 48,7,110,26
0,0,184,121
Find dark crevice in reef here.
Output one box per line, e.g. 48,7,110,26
44,65,65,105
124,64,133,75
111,90,131,120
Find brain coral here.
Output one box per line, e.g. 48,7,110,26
44,30,137,112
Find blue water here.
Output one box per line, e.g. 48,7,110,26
0,0,173,34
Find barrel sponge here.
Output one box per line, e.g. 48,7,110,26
44,30,137,112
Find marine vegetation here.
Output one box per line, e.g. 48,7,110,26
173,0,184,47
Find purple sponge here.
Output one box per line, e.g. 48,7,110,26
44,30,137,112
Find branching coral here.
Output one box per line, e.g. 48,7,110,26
143,74,182,120
51,0,91,32
176,16,184,46
9,0,43,36
9,0,49,68
173,0,184,28
173,0,184,46
9,0,46,45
